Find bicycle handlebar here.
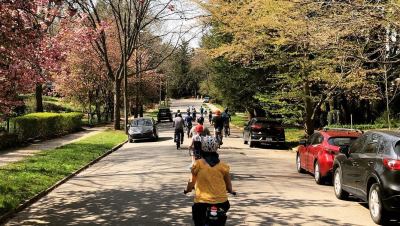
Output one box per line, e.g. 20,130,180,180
184,189,237,196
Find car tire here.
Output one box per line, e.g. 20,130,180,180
333,167,349,200
369,183,388,225
249,139,254,148
314,161,324,185
296,154,306,173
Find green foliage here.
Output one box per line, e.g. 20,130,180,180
327,124,393,130
12,112,84,141
22,95,81,113
0,130,126,215
168,41,205,98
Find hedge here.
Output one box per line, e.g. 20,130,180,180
0,133,18,150
12,112,83,141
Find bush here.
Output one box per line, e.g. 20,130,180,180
12,112,83,141
43,102,73,112
0,133,18,150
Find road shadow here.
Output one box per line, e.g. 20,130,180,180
6,184,367,226
6,184,192,226
131,137,172,143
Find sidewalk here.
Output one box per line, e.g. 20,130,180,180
0,125,112,167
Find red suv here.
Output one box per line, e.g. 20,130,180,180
296,128,362,184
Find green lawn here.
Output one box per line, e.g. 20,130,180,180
231,113,248,127
285,128,306,149
0,130,126,216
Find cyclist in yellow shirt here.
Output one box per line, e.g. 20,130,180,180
184,135,235,226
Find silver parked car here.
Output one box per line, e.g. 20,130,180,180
128,118,159,143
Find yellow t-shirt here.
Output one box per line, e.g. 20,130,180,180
191,159,230,204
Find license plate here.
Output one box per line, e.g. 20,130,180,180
265,138,272,142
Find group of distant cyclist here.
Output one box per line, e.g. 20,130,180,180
172,106,235,226
172,106,231,150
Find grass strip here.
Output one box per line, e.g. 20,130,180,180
0,130,126,216
285,128,306,148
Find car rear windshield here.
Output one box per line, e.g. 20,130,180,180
159,109,169,112
328,137,357,147
132,119,152,126
395,141,400,155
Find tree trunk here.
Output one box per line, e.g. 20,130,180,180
95,89,101,123
88,91,92,125
303,80,314,136
35,83,44,112
114,80,121,130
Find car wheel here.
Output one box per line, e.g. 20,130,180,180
296,154,306,173
333,167,349,200
369,183,388,225
249,139,254,148
314,161,324,185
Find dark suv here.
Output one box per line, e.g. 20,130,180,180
157,108,172,122
243,117,285,147
333,131,400,224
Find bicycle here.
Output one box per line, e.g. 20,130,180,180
223,125,230,137
183,190,237,226
215,128,223,148
175,129,183,149
187,125,192,138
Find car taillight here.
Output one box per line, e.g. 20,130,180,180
383,158,400,170
251,125,262,130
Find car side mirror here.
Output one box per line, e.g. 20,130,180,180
299,139,307,146
339,146,350,156
127,124,130,128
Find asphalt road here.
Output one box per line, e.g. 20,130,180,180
4,99,395,225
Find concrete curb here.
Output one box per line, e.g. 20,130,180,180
0,140,127,225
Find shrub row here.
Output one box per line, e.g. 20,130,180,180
0,133,18,150
12,112,83,141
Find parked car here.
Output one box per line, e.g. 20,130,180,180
243,117,285,148
157,108,172,122
128,118,158,143
203,97,210,103
333,131,400,224
296,128,362,184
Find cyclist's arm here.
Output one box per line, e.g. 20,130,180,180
189,139,194,150
185,174,197,192
224,173,233,194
